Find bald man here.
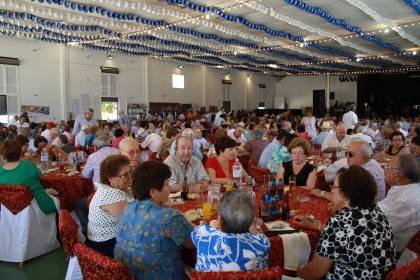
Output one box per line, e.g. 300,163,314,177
119,137,141,170
321,124,349,156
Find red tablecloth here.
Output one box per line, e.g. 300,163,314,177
41,171,94,210
173,188,331,272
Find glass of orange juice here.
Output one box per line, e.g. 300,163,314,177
202,202,212,220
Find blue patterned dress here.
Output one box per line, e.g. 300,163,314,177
114,200,193,280
191,224,270,272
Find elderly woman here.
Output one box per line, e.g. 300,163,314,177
192,190,270,272
275,137,316,189
295,166,395,279
114,161,194,279
86,155,134,258
385,131,410,157
205,136,249,185
0,140,58,214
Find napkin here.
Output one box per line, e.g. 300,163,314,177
169,191,181,199
281,231,311,271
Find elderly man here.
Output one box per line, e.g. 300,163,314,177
321,124,349,156
258,129,289,168
119,137,141,170
320,139,386,202
140,124,162,153
379,155,420,253
243,127,268,163
164,136,209,193
82,135,118,183
73,108,98,136
75,125,90,147
170,128,202,160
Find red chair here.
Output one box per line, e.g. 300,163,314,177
59,210,83,280
74,243,133,280
386,257,420,280
407,231,420,256
312,144,321,156
315,171,330,191
190,267,283,280
58,210,79,260
249,160,271,185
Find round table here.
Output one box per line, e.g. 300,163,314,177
41,170,94,210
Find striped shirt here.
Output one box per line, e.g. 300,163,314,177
164,154,209,190
362,159,386,202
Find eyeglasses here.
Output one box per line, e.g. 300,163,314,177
332,185,340,190
117,172,132,180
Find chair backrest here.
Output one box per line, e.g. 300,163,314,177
315,171,330,191
58,210,79,260
74,243,133,280
407,231,420,256
249,164,271,185
190,267,283,280
148,152,157,161
386,257,420,280
0,184,33,214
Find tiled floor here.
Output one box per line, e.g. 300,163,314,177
0,248,67,280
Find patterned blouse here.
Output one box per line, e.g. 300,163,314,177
267,145,291,174
192,224,270,272
316,207,396,280
114,200,194,280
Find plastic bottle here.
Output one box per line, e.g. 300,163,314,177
232,158,243,185
40,148,49,172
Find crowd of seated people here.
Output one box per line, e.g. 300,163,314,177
0,105,419,279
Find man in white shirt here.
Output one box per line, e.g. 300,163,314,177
140,131,162,153
8,115,19,127
379,154,420,253
342,104,358,134
321,124,349,156
75,125,90,147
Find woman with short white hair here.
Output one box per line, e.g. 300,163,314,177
192,190,270,272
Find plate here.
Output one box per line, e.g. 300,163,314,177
184,208,203,222
264,220,288,231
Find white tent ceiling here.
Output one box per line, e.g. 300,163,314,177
0,0,419,75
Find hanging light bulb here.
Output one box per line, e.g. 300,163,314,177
384,28,390,33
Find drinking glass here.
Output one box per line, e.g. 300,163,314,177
207,185,221,210
289,176,296,194
202,202,212,220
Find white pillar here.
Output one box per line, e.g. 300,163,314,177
143,57,149,109
244,74,248,109
59,45,69,120
326,74,330,110
201,65,207,108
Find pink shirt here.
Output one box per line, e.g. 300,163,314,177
112,136,124,149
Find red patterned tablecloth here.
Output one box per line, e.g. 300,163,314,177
41,171,94,210
173,187,331,272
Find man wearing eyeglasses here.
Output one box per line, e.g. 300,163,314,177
378,154,420,254
119,137,141,170
317,138,386,202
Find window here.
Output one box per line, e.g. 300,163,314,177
172,74,184,89
101,73,118,120
0,65,18,124
101,97,118,121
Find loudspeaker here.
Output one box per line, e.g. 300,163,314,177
222,101,231,112
313,90,326,118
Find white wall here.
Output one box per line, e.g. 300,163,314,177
275,75,357,109
1,37,313,121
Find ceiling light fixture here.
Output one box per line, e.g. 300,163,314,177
205,14,210,20
413,51,417,55
384,28,390,33
108,54,113,60
178,65,183,69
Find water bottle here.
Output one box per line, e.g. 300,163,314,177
232,158,243,185
40,148,49,172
